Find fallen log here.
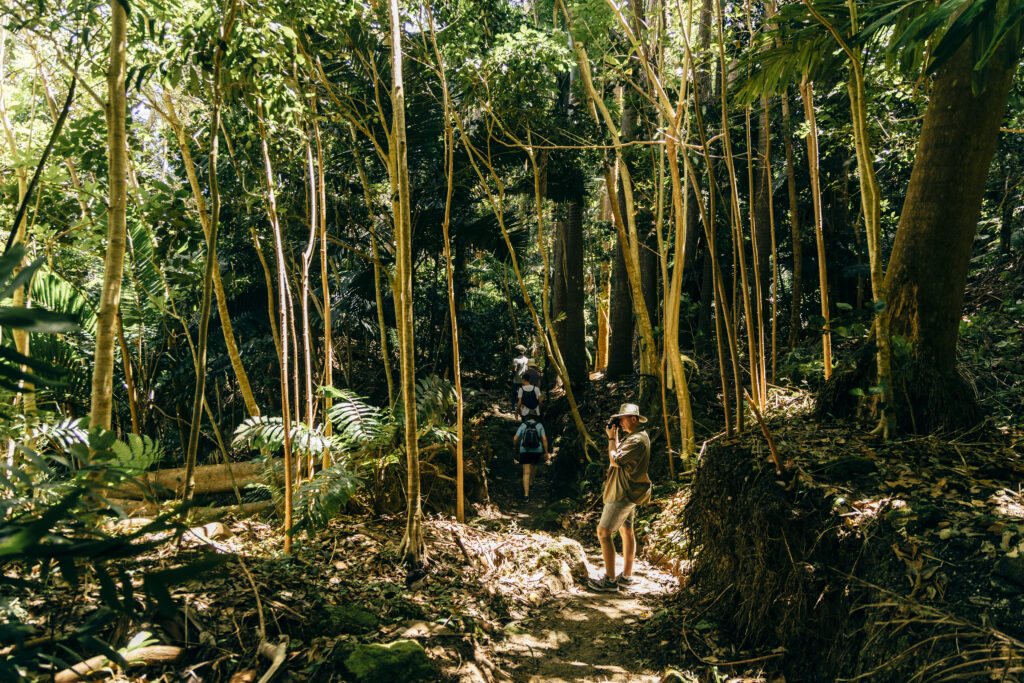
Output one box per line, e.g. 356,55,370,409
105,499,274,520
54,645,183,683
112,460,276,500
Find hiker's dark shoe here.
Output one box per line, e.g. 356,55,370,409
588,575,620,592
523,494,530,504
616,574,635,587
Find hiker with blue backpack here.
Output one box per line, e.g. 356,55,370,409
512,416,548,502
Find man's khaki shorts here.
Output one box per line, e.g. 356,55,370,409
598,501,637,531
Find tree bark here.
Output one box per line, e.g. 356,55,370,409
90,0,128,430
606,232,634,378
554,195,587,387
883,37,1020,430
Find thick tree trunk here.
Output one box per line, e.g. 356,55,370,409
90,1,128,430
883,38,1020,431
562,195,587,386
607,235,634,377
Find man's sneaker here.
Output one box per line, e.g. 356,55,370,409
616,574,635,587
523,493,530,504
588,575,620,593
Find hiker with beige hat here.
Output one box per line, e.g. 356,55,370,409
588,403,652,593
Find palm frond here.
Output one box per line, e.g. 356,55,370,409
35,418,89,454
30,270,97,335
392,374,456,435
292,462,362,533
231,416,337,456
322,386,392,449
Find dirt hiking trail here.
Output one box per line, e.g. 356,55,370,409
478,403,678,682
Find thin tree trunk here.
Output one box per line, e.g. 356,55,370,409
427,14,465,521
257,103,294,553
301,135,318,432
781,89,803,349
350,129,396,407
390,0,425,563
90,0,128,430
597,259,611,370
799,76,832,380
183,0,237,502
315,116,332,468
159,91,260,418
116,312,140,435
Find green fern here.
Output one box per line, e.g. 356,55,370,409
292,462,362,533
110,434,164,475
390,375,456,437
232,416,337,457
322,386,393,450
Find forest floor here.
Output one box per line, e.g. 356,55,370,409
457,402,682,683
18,384,1024,682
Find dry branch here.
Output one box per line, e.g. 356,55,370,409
53,645,183,683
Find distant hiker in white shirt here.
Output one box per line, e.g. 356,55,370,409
516,375,542,420
511,344,529,409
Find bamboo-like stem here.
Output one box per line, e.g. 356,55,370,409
798,75,832,380
714,0,759,423
158,90,260,418
389,0,425,564
256,100,294,554
89,1,128,431
350,126,396,407
425,7,465,522
116,312,140,435
301,133,318,437
183,0,237,503
802,0,893,436
314,115,332,468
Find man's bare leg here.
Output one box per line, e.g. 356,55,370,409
522,464,533,496
597,525,616,579
620,525,635,577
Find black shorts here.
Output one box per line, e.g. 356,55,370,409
518,451,542,465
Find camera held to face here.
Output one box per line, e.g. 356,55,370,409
606,417,621,430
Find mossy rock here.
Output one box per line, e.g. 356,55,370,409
327,605,379,633
533,537,589,585
344,639,434,683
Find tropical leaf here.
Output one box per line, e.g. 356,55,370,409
323,386,393,449
292,462,362,532
232,416,337,456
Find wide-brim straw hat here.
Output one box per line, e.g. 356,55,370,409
527,359,539,369
515,344,528,353
610,403,648,423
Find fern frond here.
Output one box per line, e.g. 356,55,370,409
292,462,362,532
232,416,337,456
109,434,164,475
322,386,392,450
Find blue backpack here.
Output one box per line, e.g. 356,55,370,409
522,421,541,450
